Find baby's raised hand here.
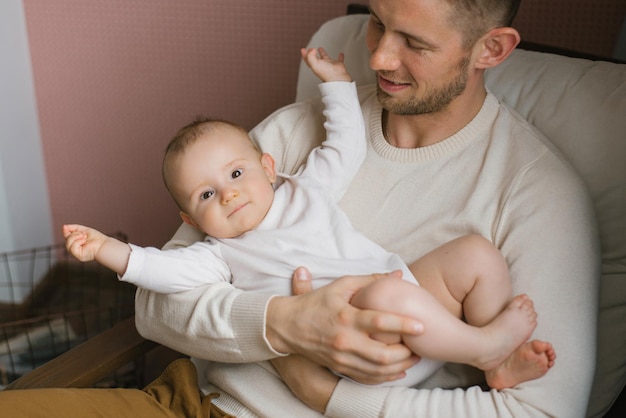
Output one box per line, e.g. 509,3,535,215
63,224,108,262
301,47,352,83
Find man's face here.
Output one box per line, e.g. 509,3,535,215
366,0,472,116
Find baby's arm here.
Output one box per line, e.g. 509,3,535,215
63,224,131,276
301,47,352,83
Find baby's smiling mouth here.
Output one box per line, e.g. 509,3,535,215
228,202,248,218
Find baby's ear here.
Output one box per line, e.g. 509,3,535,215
180,211,200,230
261,153,277,183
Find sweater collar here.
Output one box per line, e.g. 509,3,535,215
362,85,499,163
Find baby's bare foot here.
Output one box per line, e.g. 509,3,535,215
485,340,556,390
474,294,537,371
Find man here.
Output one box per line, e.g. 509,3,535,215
134,0,598,417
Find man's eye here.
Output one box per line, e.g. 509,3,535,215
231,169,243,179
369,17,384,31
406,39,425,51
201,190,214,200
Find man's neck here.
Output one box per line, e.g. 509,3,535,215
384,85,487,149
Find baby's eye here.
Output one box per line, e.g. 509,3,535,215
200,190,214,200
231,169,243,179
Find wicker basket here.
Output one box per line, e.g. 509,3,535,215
0,239,140,388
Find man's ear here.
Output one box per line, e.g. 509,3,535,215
474,27,520,69
261,153,277,183
180,211,200,230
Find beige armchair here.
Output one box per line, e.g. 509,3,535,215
5,11,626,418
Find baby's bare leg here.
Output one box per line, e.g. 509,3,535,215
407,235,555,387
351,276,536,370
412,235,511,327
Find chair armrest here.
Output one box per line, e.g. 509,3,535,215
4,317,157,390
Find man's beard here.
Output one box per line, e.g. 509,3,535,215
377,54,470,116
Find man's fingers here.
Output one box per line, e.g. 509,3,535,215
330,343,420,384
357,308,424,336
292,266,313,295
284,269,424,385
371,269,403,281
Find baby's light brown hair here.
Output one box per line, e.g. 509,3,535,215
162,116,258,211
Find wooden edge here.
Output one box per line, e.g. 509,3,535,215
4,317,158,390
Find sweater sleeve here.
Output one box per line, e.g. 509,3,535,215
325,147,600,417
134,222,285,362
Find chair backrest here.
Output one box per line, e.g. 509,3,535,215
298,14,626,417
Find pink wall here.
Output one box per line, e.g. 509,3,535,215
23,0,354,246
22,1,624,247
514,0,625,58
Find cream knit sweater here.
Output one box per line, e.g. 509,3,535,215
136,85,599,418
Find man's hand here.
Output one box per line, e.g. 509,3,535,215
266,267,422,384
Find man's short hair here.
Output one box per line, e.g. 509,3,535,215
445,0,521,46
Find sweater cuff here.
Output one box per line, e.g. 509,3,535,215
325,379,390,418
231,292,287,360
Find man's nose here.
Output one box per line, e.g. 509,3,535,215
369,34,401,72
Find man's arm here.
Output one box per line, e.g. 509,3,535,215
134,222,282,362
277,152,601,417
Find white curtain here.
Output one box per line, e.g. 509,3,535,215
0,0,53,301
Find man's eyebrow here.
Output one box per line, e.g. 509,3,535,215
369,8,438,50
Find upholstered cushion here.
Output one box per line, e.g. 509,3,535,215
487,48,626,418
298,14,626,417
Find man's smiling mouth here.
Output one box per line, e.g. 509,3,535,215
378,74,410,92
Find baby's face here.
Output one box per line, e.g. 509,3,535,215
173,125,276,238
